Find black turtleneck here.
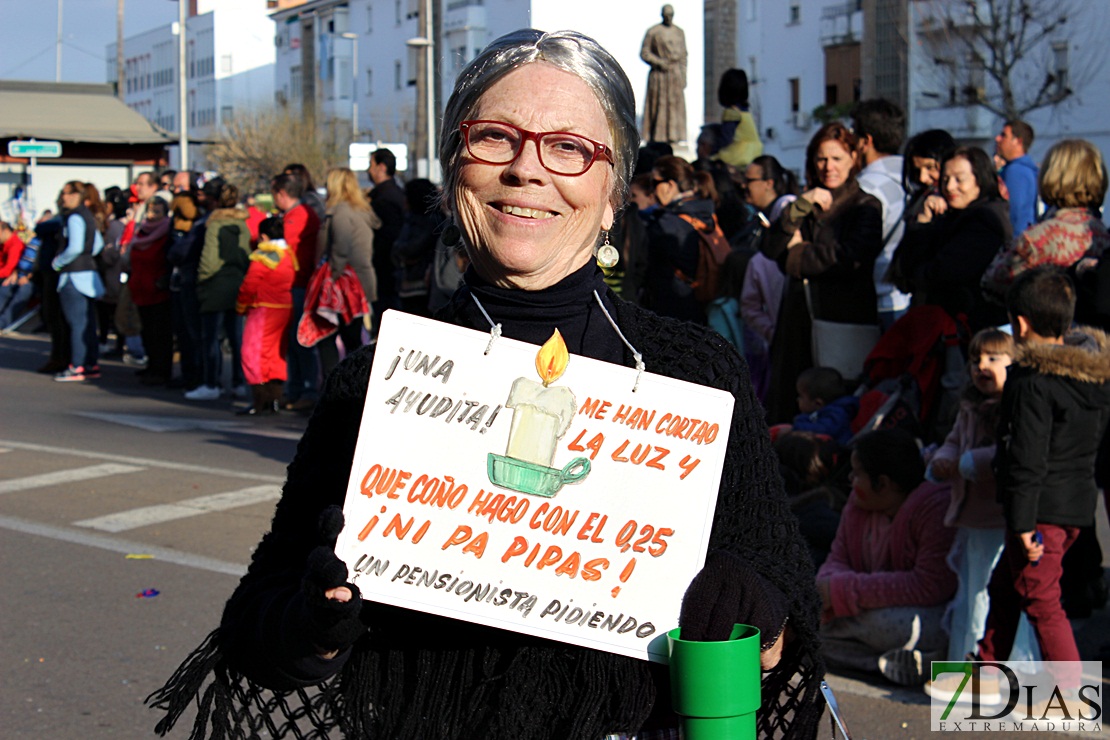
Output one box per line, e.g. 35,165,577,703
455,261,626,365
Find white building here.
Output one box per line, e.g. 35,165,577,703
726,0,1110,186
271,0,706,180
107,0,276,169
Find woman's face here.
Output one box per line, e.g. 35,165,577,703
743,164,775,210
651,171,680,206
813,139,855,191
942,156,981,210
59,187,81,211
453,63,615,290
912,156,941,188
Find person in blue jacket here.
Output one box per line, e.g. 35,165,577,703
791,366,860,446
995,120,1038,235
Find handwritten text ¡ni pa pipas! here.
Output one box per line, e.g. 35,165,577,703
353,462,671,597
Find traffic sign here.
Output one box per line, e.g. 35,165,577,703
7,140,63,158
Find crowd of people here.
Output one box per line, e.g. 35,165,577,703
608,74,1110,699
1,154,452,415
4,30,1108,736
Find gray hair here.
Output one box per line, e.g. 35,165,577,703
439,29,638,215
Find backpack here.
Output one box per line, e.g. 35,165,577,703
676,213,731,303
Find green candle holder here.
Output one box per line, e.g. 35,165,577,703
667,624,762,740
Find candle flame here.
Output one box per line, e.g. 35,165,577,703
536,329,569,387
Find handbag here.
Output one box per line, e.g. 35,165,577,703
804,279,880,380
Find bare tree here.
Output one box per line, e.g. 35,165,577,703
206,108,346,194
919,0,1098,120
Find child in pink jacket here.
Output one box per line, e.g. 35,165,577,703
926,328,1039,663
817,428,956,685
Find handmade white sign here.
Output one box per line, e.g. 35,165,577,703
335,310,735,662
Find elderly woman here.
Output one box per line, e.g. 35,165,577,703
896,146,1012,330
982,138,1110,303
150,30,823,739
759,122,883,422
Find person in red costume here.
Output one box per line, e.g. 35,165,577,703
236,216,296,415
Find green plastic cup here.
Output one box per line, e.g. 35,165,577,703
667,624,761,740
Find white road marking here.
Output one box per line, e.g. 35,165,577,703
0,514,246,576
0,439,285,483
0,463,145,494
73,485,282,532
76,411,304,441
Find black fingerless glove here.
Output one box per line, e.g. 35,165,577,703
679,549,788,650
281,506,366,659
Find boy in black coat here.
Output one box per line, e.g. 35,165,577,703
980,267,1110,688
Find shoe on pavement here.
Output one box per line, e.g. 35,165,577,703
878,647,930,686
37,360,69,374
184,384,221,401
85,365,101,379
231,384,249,400
924,672,1002,705
123,353,148,368
54,365,87,382
286,397,315,412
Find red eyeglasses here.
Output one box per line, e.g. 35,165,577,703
459,120,614,177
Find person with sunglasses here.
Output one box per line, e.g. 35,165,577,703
153,29,824,739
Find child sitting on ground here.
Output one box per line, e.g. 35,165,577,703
774,430,846,567
932,267,1110,701
817,428,956,686
925,328,1039,667
235,216,296,416
786,366,860,446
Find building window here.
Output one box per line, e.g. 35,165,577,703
788,2,801,24
825,84,837,106
789,78,800,113
366,68,373,97
1053,41,1069,93
221,55,232,74
221,106,233,124
395,0,402,25
291,65,303,102
367,5,373,32
395,60,402,90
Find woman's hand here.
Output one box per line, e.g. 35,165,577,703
761,628,785,671
786,229,803,249
287,506,366,659
918,194,947,223
680,550,790,669
800,187,833,212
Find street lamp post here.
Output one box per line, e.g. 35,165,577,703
178,0,189,170
406,0,436,182
341,32,359,139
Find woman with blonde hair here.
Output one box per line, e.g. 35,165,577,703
982,138,1110,302
316,167,381,375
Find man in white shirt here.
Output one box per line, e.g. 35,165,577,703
852,99,909,330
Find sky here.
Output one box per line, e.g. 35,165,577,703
0,0,178,83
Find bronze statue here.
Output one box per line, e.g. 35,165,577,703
640,4,688,144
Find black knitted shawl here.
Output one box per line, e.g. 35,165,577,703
148,277,825,739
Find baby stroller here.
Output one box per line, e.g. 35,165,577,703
854,305,969,444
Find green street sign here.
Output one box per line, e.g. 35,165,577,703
7,140,63,158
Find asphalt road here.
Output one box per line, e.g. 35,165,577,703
2,329,1106,739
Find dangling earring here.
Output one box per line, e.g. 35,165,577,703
442,222,461,247
596,230,619,268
